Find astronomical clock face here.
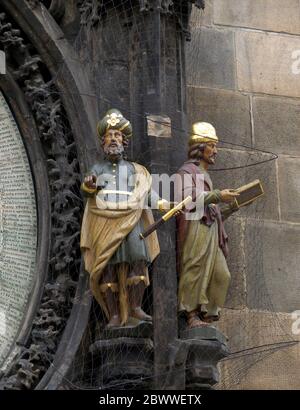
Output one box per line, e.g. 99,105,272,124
0,0,87,388
0,91,37,368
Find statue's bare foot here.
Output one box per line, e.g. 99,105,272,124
199,312,220,323
106,314,121,328
130,307,152,322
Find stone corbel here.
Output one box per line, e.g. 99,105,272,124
139,0,205,13
191,0,205,10
139,0,174,13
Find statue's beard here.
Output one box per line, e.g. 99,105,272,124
202,152,217,165
205,154,217,164
190,151,216,164
103,143,124,160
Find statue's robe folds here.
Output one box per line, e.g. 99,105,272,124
176,160,231,318
80,160,160,322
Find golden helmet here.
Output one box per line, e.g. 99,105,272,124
189,122,219,145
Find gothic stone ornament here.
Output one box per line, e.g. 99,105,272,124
139,0,205,12
0,8,82,390
191,0,205,9
139,0,174,13
77,0,205,27
77,0,102,26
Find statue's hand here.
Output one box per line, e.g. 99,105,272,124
157,199,171,212
84,175,97,189
220,189,240,203
157,200,184,216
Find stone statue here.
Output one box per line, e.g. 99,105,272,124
80,109,168,328
175,122,240,329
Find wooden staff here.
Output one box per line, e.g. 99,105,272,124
140,196,193,240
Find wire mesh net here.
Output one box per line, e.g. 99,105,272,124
0,0,298,390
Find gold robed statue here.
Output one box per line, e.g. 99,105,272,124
80,109,169,328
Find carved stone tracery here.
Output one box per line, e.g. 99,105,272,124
139,0,205,12
0,8,82,390
139,0,174,12
76,0,205,34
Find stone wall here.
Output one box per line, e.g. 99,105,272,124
187,0,300,389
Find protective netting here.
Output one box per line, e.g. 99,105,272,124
0,0,298,390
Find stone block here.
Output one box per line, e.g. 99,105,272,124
245,220,300,313
210,149,280,221
216,309,300,389
186,28,236,90
214,0,300,35
253,96,300,156
236,31,300,98
278,156,300,223
187,86,252,147
223,341,300,389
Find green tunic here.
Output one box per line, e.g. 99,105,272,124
82,158,158,266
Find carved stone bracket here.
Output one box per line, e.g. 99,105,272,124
181,326,229,389
190,0,205,10
147,325,229,390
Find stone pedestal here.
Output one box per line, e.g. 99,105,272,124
88,322,154,390
87,323,228,390
181,326,230,389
